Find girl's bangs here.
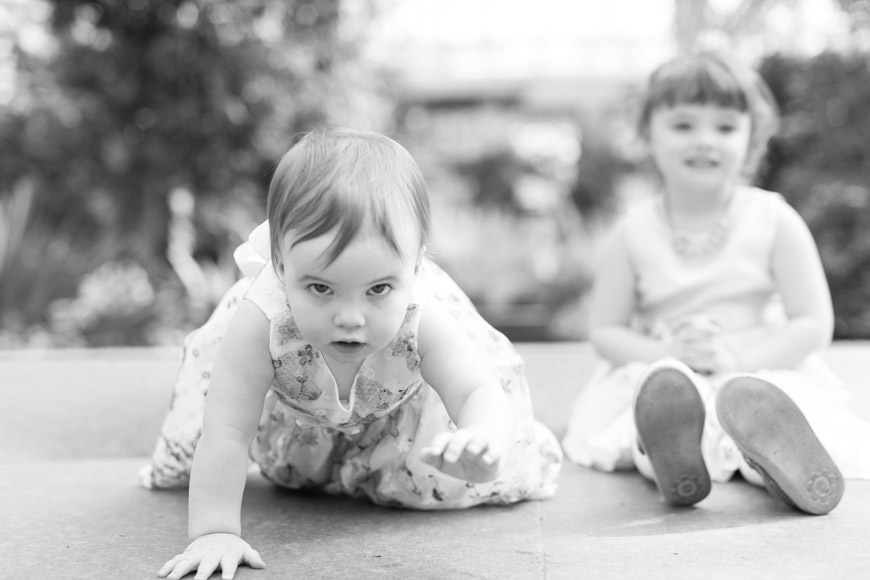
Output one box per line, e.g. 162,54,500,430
652,61,749,111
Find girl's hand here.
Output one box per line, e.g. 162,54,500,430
420,428,504,483
157,533,265,580
701,339,739,374
669,315,735,374
673,335,738,375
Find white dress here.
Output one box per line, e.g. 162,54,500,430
561,188,870,482
141,222,563,509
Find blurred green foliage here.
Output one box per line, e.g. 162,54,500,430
758,51,870,339
2,2,869,346
0,0,388,346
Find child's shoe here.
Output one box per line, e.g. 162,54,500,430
634,360,711,507
716,376,844,515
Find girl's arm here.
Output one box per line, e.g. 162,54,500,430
158,300,273,580
415,298,513,482
188,299,275,539
587,224,669,366
732,203,834,371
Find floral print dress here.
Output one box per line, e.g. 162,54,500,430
141,224,562,509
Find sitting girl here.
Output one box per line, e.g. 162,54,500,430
562,51,870,514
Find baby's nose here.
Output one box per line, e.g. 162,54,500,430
333,305,365,328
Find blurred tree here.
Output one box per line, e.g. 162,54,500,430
0,0,391,344
758,51,870,339
834,0,870,30
568,119,625,221
672,0,796,52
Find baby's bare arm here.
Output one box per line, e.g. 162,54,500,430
416,300,514,482
159,300,274,580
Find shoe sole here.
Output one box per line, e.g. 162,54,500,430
635,365,711,507
716,377,844,515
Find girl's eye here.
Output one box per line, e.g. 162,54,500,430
673,122,692,131
308,283,331,295
718,125,735,133
368,283,392,296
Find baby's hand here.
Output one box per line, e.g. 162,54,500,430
420,428,504,483
157,533,265,580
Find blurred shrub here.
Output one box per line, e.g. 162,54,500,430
431,204,592,341
429,117,602,340
758,51,870,339
0,178,122,347
1,0,390,346
568,116,628,221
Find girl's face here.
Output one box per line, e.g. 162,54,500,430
647,103,751,197
279,223,420,367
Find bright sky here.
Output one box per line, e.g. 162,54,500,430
364,0,675,82
363,0,853,85
367,0,673,44
0,0,854,107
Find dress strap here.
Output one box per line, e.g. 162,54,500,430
244,264,287,319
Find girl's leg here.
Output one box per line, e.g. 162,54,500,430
716,376,843,515
141,278,252,489
631,439,657,482
633,359,712,507
737,458,766,487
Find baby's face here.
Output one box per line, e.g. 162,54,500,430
278,224,420,367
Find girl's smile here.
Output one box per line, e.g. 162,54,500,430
684,155,718,168
648,103,751,198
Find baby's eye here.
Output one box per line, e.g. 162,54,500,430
718,124,736,133
673,122,692,131
368,283,392,296
307,283,331,295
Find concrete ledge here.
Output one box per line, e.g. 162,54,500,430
2,342,869,579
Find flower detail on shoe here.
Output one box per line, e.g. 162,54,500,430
672,474,703,499
807,468,839,506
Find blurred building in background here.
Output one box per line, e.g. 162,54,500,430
1,0,868,346
364,0,851,111
354,0,858,341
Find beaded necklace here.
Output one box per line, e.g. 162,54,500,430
661,189,740,259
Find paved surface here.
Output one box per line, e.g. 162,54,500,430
1,343,869,579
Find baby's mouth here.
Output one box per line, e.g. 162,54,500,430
332,340,366,354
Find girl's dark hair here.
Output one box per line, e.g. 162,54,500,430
638,51,780,174
266,128,430,271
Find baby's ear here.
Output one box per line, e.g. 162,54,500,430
414,246,428,274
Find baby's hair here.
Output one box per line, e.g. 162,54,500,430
266,127,430,271
638,51,780,174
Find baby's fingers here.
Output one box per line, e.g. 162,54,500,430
420,431,454,460
463,434,495,463
193,555,220,580
243,547,266,571
158,556,199,580
442,429,475,463
157,555,180,577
